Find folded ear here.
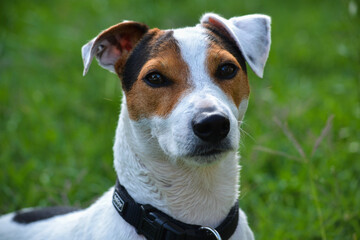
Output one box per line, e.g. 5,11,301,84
81,21,149,76
201,13,271,78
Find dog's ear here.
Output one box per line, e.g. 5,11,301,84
81,21,149,76
201,13,271,78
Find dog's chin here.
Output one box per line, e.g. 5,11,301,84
184,152,229,166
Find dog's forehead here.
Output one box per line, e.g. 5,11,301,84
172,26,207,50
172,26,208,86
173,26,208,65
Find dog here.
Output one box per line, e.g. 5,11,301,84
0,13,271,240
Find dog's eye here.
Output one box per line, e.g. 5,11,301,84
216,63,238,80
144,72,171,87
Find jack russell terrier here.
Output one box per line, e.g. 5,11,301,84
0,13,271,240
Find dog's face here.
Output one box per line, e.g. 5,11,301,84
82,13,271,165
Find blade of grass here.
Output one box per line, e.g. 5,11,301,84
253,145,303,162
311,115,334,158
308,162,327,240
273,116,327,240
273,116,308,160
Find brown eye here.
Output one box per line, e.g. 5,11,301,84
144,72,171,87
216,63,238,80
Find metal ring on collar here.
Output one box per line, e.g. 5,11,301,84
199,226,222,240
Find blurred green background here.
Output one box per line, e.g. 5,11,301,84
1,0,359,239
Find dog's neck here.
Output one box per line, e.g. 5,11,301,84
113,100,240,228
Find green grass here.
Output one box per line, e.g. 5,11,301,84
1,0,359,239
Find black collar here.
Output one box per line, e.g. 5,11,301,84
112,179,239,240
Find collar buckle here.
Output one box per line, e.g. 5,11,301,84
199,226,222,240
137,205,186,240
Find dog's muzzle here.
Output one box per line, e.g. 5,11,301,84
192,110,230,143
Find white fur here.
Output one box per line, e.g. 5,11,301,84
81,37,96,76
82,37,120,75
0,13,272,240
238,98,249,121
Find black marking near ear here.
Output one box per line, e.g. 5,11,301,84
121,31,157,92
13,206,80,224
121,30,179,92
204,24,247,74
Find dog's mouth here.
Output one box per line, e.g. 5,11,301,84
190,148,225,157
181,143,234,165
186,141,234,158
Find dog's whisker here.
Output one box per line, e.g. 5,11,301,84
239,126,256,142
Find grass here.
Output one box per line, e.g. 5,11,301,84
1,0,359,239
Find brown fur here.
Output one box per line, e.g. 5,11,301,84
125,30,190,120
206,43,249,107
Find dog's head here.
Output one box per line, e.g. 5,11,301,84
82,13,271,165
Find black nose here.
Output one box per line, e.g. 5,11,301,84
192,112,230,143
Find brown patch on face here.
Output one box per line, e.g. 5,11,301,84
125,30,190,120
206,43,249,107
